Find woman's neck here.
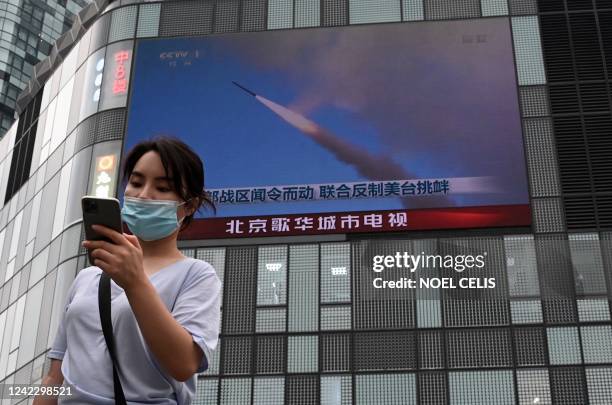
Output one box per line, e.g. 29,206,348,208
139,238,183,261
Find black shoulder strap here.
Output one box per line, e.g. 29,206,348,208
98,272,128,405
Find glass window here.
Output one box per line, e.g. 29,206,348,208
402,0,425,21
34,160,47,196
64,146,92,226
136,3,161,38
49,78,73,155
220,378,251,405
321,375,352,405
288,244,318,332
449,370,515,404
8,210,22,261
578,299,611,322
511,16,547,86
42,95,57,157
253,377,284,405
354,331,415,371
59,223,82,264
0,309,5,368
267,0,293,29
581,326,612,364
257,245,287,306
0,304,17,378
108,6,137,43
321,242,350,303
9,293,26,352
67,64,85,133
481,0,508,16
0,160,7,206
415,240,441,328
417,299,441,328
504,235,539,296
221,246,257,335
51,159,73,240
28,114,45,177
16,281,44,368
510,300,543,324
288,335,318,373
60,42,79,89
547,327,582,365
8,270,20,303
447,329,512,368
321,333,350,372
295,0,319,28
34,270,57,358
15,205,31,268
517,369,551,404
194,378,217,404
321,305,351,330
26,192,41,244
77,29,92,68
586,367,612,405
62,127,77,165
349,0,401,24
255,307,286,333
569,233,607,295
0,227,6,278
46,258,77,347
356,373,416,405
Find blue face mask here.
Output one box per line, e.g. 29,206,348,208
121,196,187,241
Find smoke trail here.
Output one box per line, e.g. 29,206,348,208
235,82,454,208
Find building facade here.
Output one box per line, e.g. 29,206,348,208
0,0,611,404
0,0,90,136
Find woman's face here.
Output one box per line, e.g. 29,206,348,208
124,151,191,219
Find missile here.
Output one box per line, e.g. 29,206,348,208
232,81,256,97
231,80,454,208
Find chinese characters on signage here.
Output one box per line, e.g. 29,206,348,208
93,154,117,198
113,50,130,95
225,212,408,235
209,179,450,205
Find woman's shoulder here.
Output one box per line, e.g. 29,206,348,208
185,258,219,278
74,265,103,282
187,257,216,273
182,258,222,287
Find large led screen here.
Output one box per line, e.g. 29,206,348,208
125,18,530,239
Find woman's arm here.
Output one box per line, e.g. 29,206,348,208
82,225,205,381
125,278,203,382
32,359,63,405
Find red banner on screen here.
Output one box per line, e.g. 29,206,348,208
178,204,531,240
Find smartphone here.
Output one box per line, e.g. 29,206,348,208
81,196,122,265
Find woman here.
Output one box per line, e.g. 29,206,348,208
34,136,221,404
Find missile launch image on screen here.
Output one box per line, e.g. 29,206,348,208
126,17,529,219
231,81,455,209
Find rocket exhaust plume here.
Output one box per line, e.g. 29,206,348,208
233,82,453,209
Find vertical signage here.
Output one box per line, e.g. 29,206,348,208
92,154,118,198
100,41,133,110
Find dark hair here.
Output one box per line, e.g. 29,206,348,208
121,136,215,231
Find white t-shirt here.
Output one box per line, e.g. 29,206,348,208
47,257,222,404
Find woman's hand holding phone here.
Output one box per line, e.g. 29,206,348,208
82,225,147,292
